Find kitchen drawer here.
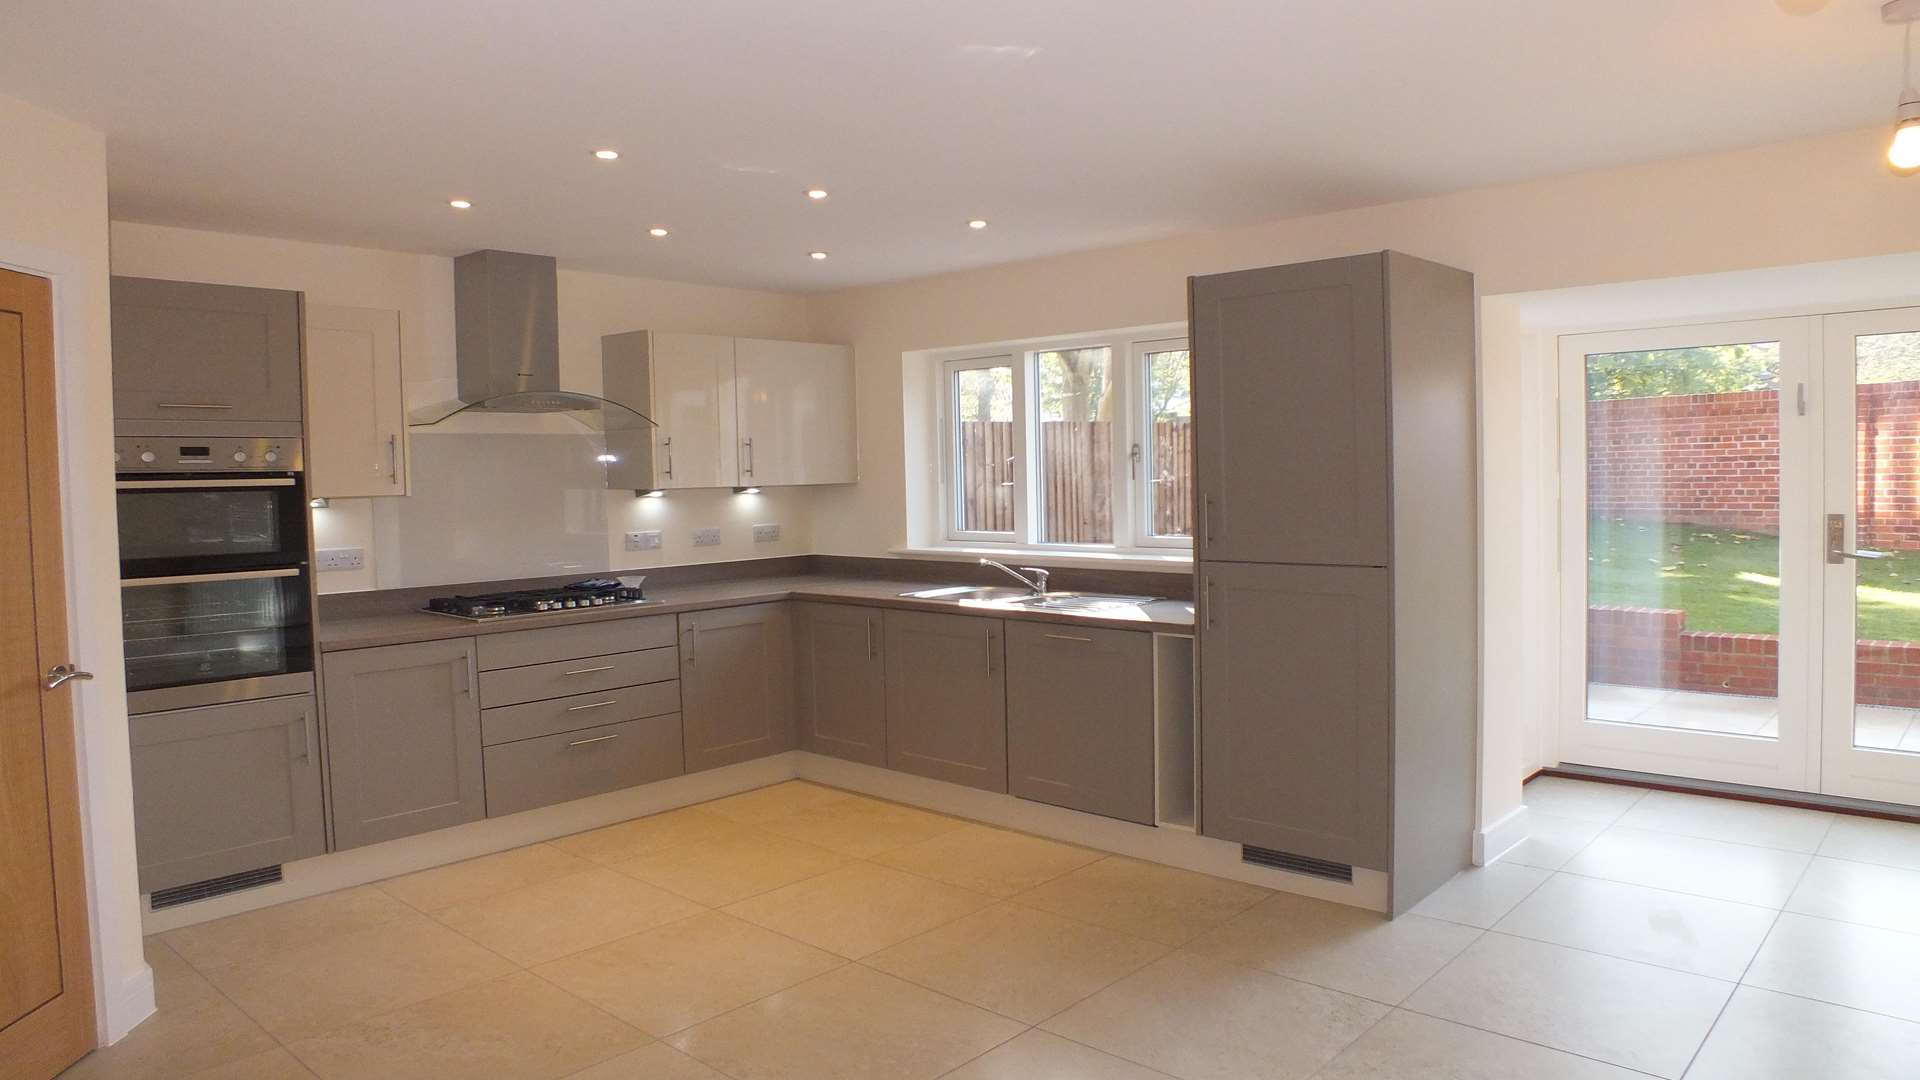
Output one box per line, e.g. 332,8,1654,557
477,614,677,671
478,647,677,707
483,715,684,818
481,680,681,746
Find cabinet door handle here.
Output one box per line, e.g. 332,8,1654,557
662,435,673,478
984,627,998,673
567,699,620,712
1201,494,1214,551
1044,633,1093,643
387,434,399,483
561,664,616,676
456,658,473,696
567,733,622,748
1204,576,1215,630
685,624,697,664
292,712,315,763
743,437,755,477
866,617,875,661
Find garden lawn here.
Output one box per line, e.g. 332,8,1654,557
1588,519,1920,642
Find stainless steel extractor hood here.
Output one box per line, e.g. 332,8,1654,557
409,249,655,431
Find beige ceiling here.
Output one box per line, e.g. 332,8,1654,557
0,0,1906,291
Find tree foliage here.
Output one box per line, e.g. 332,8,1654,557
1584,344,1778,401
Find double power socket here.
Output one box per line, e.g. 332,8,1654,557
624,523,781,552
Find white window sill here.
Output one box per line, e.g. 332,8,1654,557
890,545,1193,573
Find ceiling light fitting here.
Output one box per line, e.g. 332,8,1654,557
593,149,620,160
967,219,988,230
449,199,473,209
1888,0,1920,173
649,227,669,237
806,188,829,200
809,251,828,260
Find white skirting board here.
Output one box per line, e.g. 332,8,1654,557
1473,803,1531,866
143,749,1390,932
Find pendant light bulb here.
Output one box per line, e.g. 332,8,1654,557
1892,10,1920,173
1893,108,1920,172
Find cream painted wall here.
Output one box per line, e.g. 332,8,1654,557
806,124,1920,848
107,223,821,590
0,94,150,1043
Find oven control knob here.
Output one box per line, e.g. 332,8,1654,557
139,450,156,464
263,450,279,463
232,451,249,463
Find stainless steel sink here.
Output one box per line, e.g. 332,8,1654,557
898,585,1039,602
899,585,1159,612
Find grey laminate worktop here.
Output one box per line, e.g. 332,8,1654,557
316,572,1196,652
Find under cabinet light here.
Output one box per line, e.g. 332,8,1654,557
734,486,761,495
642,490,665,498
309,497,329,509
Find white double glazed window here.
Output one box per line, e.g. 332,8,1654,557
937,326,1191,554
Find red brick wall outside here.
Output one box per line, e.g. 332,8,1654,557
1588,605,1920,709
1586,382,1920,550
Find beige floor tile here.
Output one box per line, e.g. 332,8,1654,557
189,1047,318,1079
1041,950,1385,1080
1501,812,1607,871
1745,912,1920,1023
1521,777,1646,824
1012,856,1268,946
1492,873,1776,980
287,971,645,1080
874,823,1103,897
1403,933,1732,1079
59,939,279,1080
1562,826,1811,906
533,910,843,1036
940,1030,1174,1079
609,827,847,906
1786,855,1920,935
1184,891,1481,1004
551,806,752,865
1315,1009,1645,1080
563,1043,730,1079
198,912,516,1043
378,843,591,912
1614,790,1835,853
758,796,968,857
667,964,1024,1080
1686,985,1920,1080
700,780,859,824
1406,862,1550,928
434,866,705,965
722,861,990,958
161,885,413,968
865,901,1169,1023
1819,813,1920,871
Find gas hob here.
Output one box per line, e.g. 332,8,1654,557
423,580,652,621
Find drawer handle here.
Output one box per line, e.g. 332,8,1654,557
561,665,616,676
568,733,622,747
1044,633,1094,643
566,699,620,712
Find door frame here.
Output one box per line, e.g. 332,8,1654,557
1556,316,1819,792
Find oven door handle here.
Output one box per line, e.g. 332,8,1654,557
116,478,298,489
121,568,304,587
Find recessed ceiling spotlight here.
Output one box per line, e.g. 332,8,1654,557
649,227,670,237
593,149,620,161
809,251,828,260
967,218,989,230
806,188,829,200
448,198,473,209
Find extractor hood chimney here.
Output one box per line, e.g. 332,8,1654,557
409,249,654,430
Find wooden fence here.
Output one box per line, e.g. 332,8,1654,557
958,420,1192,540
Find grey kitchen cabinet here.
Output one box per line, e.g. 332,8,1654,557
1192,251,1477,915
129,693,325,893
883,609,1007,792
794,602,887,766
110,276,304,427
1190,254,1389,568
1005,621,1155,824
483,714,685,818
321,638,485,850
679,603,795,772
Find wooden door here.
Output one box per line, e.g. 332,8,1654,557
794,602,887,766
321,639,484,850
0,268,95,1078
1198,561,1392,871
306,304,405,498
109,276,303,424
883,610,1007,792
680,604,795,771
1189,255,1389,566
1006,622,1155,824
734,338,857,486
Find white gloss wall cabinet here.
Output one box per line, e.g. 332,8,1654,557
734,337,857,486
601,331,854,490
305,304,406,497
1191,251,1477,916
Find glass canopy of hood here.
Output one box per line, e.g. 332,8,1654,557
407,390,657,431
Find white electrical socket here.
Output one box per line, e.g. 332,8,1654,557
624,530,662,552
691,527,722,547
316,548,365,571
752,523,781,543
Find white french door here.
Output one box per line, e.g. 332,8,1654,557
1559,307,1920,805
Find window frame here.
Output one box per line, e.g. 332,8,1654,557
1132,336,1194,550
933,325,1190,556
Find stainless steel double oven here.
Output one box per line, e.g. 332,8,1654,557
117,435,314,714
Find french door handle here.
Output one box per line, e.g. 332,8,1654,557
1827,513,1891,564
